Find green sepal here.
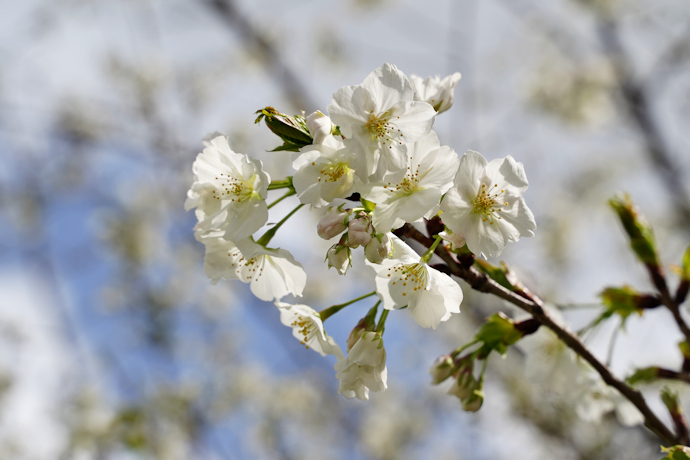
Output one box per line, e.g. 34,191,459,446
609,194,659,266
255,106,313,151
626,366,660,385
360,197,376,213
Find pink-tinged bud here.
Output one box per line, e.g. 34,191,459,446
346,213,373,248
364,233,390,264
429,354,455,384
317,207,349,240
327,245,351,275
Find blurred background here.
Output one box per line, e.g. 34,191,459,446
1,0,689,458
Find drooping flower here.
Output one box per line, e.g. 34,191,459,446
364,233,391,264
410,72,462,114
334,331,387,400
276,302,343,358
363,132,459,232
371,235,462,329
440,150,536,259
199,235,306,302
328,63,437,182
185,135,270,241
327,244,351,275
292,143,358,207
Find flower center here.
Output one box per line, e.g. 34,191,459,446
364,111,402,147
291,315,315,349
387,263,429,297
212,173,257,203
319,162,350,183
472,183,508,224
383,158,427,196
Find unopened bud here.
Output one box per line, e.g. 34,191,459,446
462,389,484,413
306,110,335,145
429,354,455,384
346,213,373,248
609,194,658,266
364,233,391,264
327,245,351,275
475,312,522,356
447,359,475,401
317,206,349,240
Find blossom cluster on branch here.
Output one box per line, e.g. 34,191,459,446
185,63,690,453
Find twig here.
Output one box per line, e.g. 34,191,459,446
397,223,678,446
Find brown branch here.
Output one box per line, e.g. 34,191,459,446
397,223,678,446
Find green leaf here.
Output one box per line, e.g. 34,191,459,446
626,366,659,385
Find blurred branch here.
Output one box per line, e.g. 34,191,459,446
204,0,317,111
397,223,679,446
596,17,690,230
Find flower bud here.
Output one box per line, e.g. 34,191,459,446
306,110,335,145
346,213,374,248
447,359,475,401
609,194,658,266
462,389,484,413
317,207,349,240
429,354,455,384
364,233,391,264
327,244,351,275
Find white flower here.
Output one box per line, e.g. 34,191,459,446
292,144,358,207
335,331,387,400
198,235,306,301
185,135,270,241
328,63,436,182
276,302,344,358
363,132,459,232
440,150,536,258
410,72,462,114
371,235,462,329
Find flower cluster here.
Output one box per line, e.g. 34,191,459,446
186,64,537,402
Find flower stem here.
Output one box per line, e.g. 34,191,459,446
477,354,490,386
450,339,480,359
375,307,389,334
256,203,305,247
267,177,294,191
319,291,377,322
267,189,296,209
420,235,443,264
